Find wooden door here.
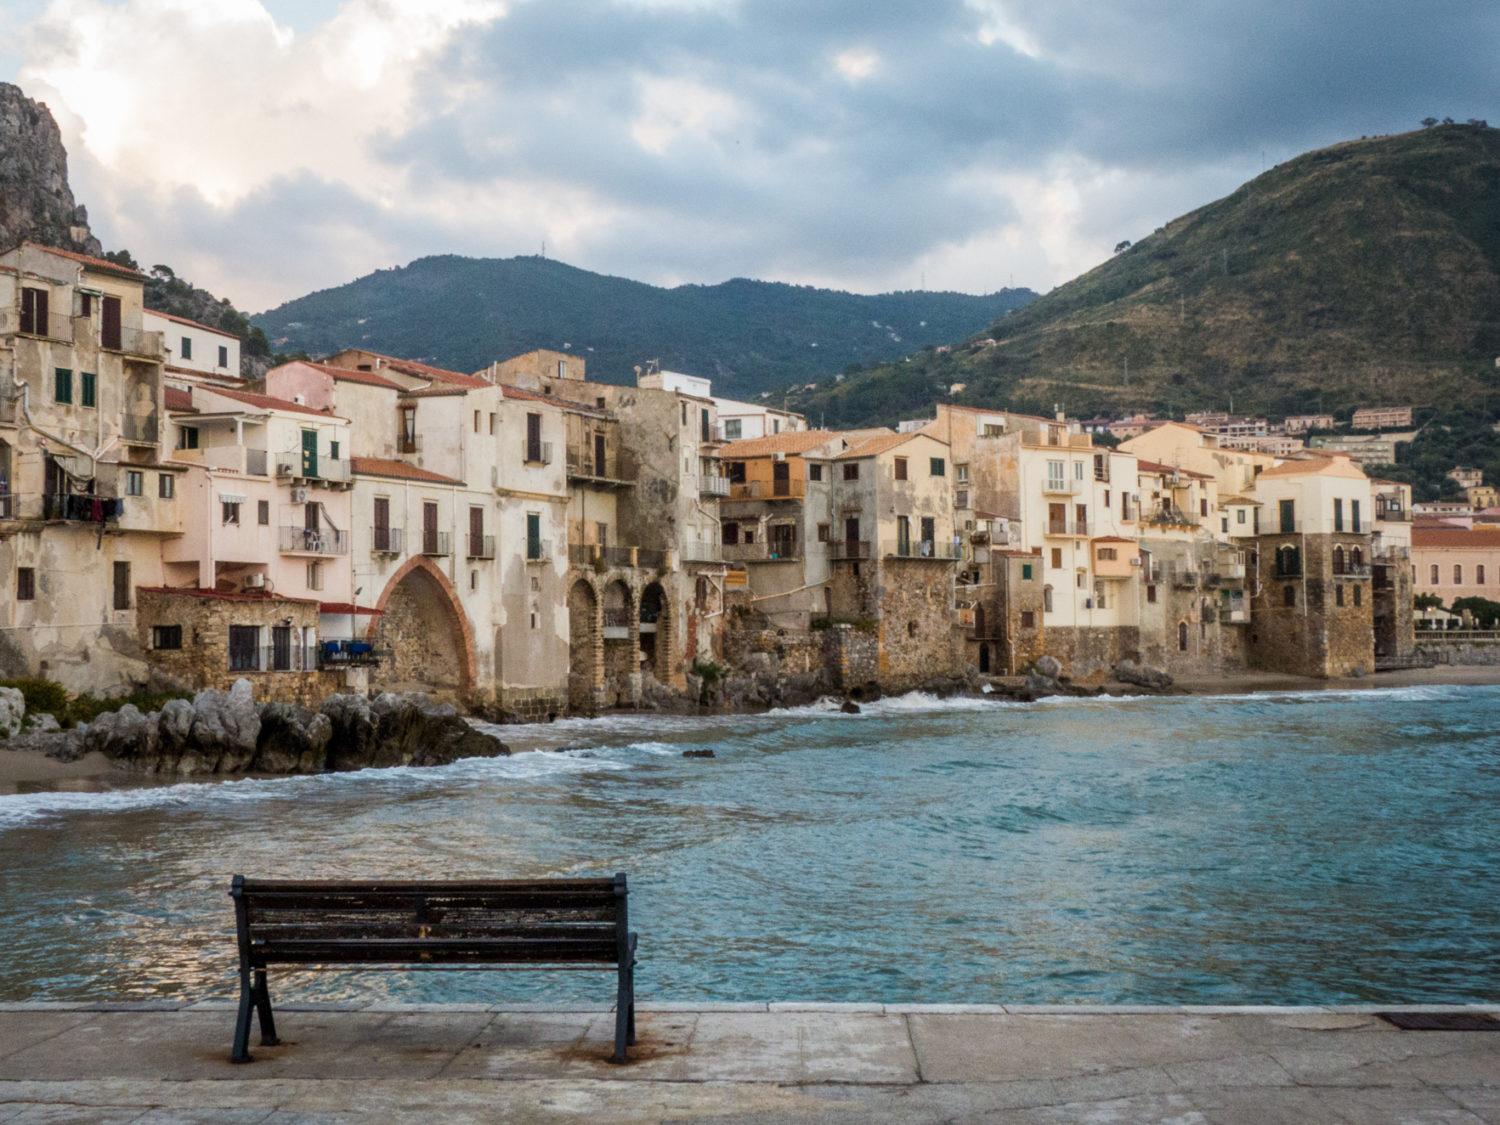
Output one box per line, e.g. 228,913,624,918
301,429,318,478
423,501,438,554
101,295,121,350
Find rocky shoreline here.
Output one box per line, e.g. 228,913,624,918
0,680,508,777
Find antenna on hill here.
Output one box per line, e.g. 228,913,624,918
541,240,546,259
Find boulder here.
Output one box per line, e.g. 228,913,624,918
253,702,332,774
682,748,715,758
1112,659,1173,690
0,686,24,738
840,700,861,714
185,680,261,773
85,703,160,770
1033,655,1063,679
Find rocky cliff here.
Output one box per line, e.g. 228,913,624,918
0,83,100,256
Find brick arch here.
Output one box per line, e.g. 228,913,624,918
369,555,477,692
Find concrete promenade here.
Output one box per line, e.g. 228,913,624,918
2,1003,1498,1123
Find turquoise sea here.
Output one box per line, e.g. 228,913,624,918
1,685,1496,1005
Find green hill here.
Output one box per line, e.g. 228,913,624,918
791,123,1500,428
252,256,1035,397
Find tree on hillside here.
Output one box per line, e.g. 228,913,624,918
1421,117,1439,128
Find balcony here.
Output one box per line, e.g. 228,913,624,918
1373,544,1410,561
0,492,12,519
1044,520,1092,537
1171,566,1200,587
521,440,554,466
721,540,803,562
1041,476,1081,495
278,526,349,555
275,451,353,483
372,526,404,555
883,539,961,561
566,445,629,483
828,540,871,561
1334,565,1372,580
46,494,123,523
1,308,76,342
680,538,723,563
1022,432,1093,450
103,325,163,358
729,478,806,501
699,474,731,498
466,534,496,559
317,640,384,669
420,531,452,557
398,434,421,454
526,539,551,562
568,543,658,569
120,415,158,444
1142,506,1199,528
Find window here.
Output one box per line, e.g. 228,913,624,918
489,413,496,435
808,463,823,482
1481,565,1488,585
894,457,908,481
20,286,48,334
1454,565,1463,584
1333,497,1344,532
1431,564,1439,584
1333,545,1345,575
178,426,199,450
218,345,229,368
228,625,260,671
701,408,711,443
112,561,130,610
1283,585,1296,607
724,419,742,439
1021,563,1034,581
1073,460,1084,480
54,368,72,404
930,457,946,477
525,412,543,462
1075,570,1086,588
1237,508,1246,524
681,403,688,425
1042,586,1053,612
1351,500,1361,533
558,359,568,379
1020,610,1035,628
158,474,174,499
817,523,830,542
1179,622,1189,651
1147,584,1157,604
1221,517,1229,533
1279,498,1295,534
956,490,969,508
330,441,340,460
80,372,96,408
956,463,969,484
1099,547,1117,561
306,561,323,590
151,625,182,650
474,410,481,433
1122,492,1131,520
400,406,417,452
1353,584,1362,607
222,500,241,524
17,567,35,601
527,512,542,560
257,500,269,525
125,470,143,496
1050,548,1062,568
843,463,859,481
177,336,191,360
1200,498,1208,517
271,625,293,671
79,292,93,317
1335,584,1345,607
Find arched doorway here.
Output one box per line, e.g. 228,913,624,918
374,562,472,693
567,580,600,712
978,643,991,673
639,581,669,678
601,580,634,706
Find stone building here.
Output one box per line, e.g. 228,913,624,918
0,242,177,691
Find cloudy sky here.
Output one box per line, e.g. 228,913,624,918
2,0,1496,313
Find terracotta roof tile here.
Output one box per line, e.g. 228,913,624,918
328,350,489,388
19,241,144,280
350,457,465,485
285,360,405,390
1135,459,1211,479
1257,456,1368,480
1412,528,1500,548
163,387,194,412
318,602,385,616
146,309,239,338
720,430,844,458
199,385,338,419
834,431,945,460
137,585,320,606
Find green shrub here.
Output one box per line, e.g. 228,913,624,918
67,690,193,727
0,678,69,719
691,659,726,687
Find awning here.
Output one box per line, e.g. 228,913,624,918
218,492,247,504
318,602,385,616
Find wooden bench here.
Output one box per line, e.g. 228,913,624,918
228,873,638,1064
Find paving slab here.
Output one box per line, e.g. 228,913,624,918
0,1007,1497,1123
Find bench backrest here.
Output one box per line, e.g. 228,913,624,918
231,874,630,968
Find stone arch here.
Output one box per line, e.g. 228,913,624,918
371,555,476,693
1333,545,1346,575
1177,620,1189,652
601,579,637,707
568,578,601,713
638,581,672,679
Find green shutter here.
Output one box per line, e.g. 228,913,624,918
54,368,72,404
80,372,96,407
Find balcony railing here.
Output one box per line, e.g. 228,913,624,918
317,640,384,668
522,440,554,466
1044,521,1092,537
1171,566,1200,587
104,325,163,358
46,494,123,522
729,479,806,500
883,539,961,560
680,538,723,562
420,530,452,556
721,540,803,562
0,492,13,519
565,446,624,481
526,539,551,562
1041,477,1081,495
246,644,320,673
279,526,349,555
1373,545,1410,561
372,526,404,555
1142,506,1199,527
828,539,871,561
398,435,421,454
1,308,76,342
699,474,731,498
1333,564,1372,579
466,534,496,559
275,452,353,483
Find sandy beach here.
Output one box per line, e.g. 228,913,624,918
0,749,118,790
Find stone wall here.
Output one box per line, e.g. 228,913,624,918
1416,637,1500,665
823,623,878,690
1247,533,1374,677
724,627,823,677
1042,626,1140,681
989,551,1045,674
873,558,963,691
1373,556,1415,665
136,589,345,705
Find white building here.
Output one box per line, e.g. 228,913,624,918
144,311,241,379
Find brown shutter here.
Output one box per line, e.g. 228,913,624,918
102,296,122,350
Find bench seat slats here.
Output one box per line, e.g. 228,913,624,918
251,938,620,965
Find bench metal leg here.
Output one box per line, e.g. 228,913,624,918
612,955,636,1063
230,970,279,1063
254,970,280,1047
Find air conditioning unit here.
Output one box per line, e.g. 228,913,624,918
1130,557,1143,566
772,452,786,461
243,573,265,589
290,486,309,504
